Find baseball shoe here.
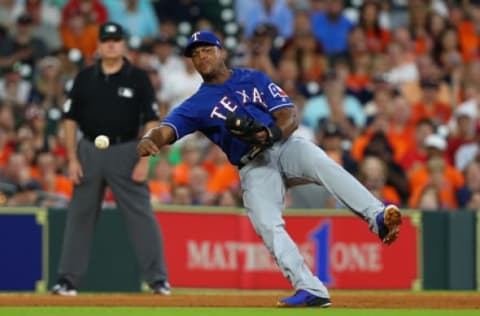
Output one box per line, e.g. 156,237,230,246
377,205,402,245
150,280,171,295
51,278,77,296
277,290,331,307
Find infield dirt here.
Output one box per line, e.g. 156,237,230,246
0,292,479,309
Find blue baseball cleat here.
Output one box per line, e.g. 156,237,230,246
277,290,332,307
376,205,402,245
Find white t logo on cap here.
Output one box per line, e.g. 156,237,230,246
106,25,117,33
192,32,201,41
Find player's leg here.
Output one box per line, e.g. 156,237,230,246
104,141,169,293
278,136,401,243
54,139,106,294
239,151,330,304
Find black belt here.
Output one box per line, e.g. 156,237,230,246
84,135,137,145
237,146,265,170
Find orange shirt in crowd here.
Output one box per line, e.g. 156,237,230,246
35,174,73,199
408,181,458,209
382,185,401,205
0,146,13,168
346,74,371,92
458,21,479,62
149,181,171,203
351,128,410,163
207,163,239,194
60,24,99,61
411,101,452,125
365,28,390,53
408,163,464,208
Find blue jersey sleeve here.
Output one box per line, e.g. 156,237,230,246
161,101,200,140
254,71,294,112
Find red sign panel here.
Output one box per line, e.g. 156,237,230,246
155,211,419,289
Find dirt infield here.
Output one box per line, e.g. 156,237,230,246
0,292,479,309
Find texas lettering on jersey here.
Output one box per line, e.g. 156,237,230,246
210,87,268,120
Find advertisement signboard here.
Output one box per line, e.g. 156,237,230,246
156,210,419,289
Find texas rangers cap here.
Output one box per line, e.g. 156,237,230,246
184,30,223,57
99,21,126,41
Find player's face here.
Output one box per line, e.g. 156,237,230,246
98,38,126,59
191,45,224,76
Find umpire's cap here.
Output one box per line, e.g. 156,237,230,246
184,30,223,57
99,21,126,41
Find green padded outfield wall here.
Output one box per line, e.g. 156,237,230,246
422,211,476,290
447,212,476,289
48,208,142,292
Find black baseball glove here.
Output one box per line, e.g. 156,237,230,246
225,112,282,147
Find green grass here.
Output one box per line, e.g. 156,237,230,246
0,308,478,316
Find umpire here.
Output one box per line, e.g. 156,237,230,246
51,22,170,296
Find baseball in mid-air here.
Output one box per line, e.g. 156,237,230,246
94,135,109,149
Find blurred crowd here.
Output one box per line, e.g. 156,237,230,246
1,0,480,211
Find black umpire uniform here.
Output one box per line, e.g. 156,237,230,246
52,22,169,295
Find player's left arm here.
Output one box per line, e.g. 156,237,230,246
255,107,299,144
132,121,159,183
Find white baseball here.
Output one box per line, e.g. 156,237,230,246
94,135,110,149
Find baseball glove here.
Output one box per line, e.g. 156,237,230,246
225,112,282,147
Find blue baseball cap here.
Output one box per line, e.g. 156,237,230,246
184,30,223,57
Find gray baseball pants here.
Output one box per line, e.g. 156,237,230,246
239,136,385,298
58,139,168,287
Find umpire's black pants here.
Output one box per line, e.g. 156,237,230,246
57,139,168,288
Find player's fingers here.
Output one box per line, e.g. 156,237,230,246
138,142,159,156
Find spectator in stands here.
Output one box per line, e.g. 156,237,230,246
415,183,442,211
433,26,463,78
408,134,464,209
148,158,172,205
357,1,390,53
411,78,451,125
60,8,99,62
171,184,193,205
237,0,294,39
282,11,326,85
455,125,480,172
32,56,65,110
446,105,477,164
399,118,435,174
61,0,108,26
188,165,213,205
245,23,280,81
362,131,410,204
159,57,202,112
275,57,310,102
34,150,72,206
457,161,480,209
310,0,353,58
386,39,419,86
203,145,240,197
357,155,401,206
0,64,32,107
105,0,159,40
172,138,204,186
0,126,14,169
302,70,365,135
25,0,62,51
8,13,48,70
0,152,41,206
315,119,356,175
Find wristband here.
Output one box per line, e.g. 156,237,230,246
267,124,283,143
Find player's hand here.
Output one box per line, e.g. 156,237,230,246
131,157,149,182
68,158,83,185
137,138,160,157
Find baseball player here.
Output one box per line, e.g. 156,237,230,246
137,30,402,307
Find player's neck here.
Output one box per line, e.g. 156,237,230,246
101,57,124,74
203,68,232,84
